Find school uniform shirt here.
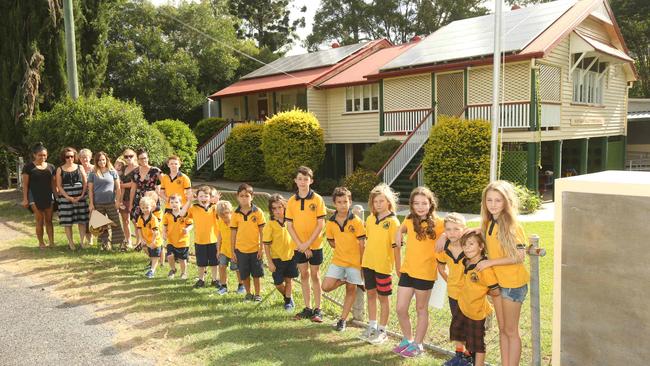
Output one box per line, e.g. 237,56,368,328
285,190,327,250
231,205,266,254
159,172,191,205
162,210,192,248
437,240,466,300
152,208,163,229
262,219,295,261
400,217,444,281
325,212,366,269
485,220,530,288
136,214,162,248
459,257,499,320
187,203,218,245
216,219,234,258
362,213,400,275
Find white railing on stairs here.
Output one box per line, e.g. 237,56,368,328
377,110,433,186
196,123,232,170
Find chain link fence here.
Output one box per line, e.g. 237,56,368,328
500,142,528,187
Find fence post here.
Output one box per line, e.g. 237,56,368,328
351,204,366,321
528,234,545,366
17,157,24,189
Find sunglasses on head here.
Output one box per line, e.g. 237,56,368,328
124,155,134,158
65,155,75,159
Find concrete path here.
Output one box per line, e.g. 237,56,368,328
0,268,152,366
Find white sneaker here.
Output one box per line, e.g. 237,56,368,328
358,326,377,341
368,329,388,345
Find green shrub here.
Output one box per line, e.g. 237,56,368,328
314,178,338,196
261,109,325,190
193,117,230,145
342,169,381,202
359,139,401,172
422,115,491,213
224,123,265,181
153,119,198,174
27,96,172,166
514,183,542,214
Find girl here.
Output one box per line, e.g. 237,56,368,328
56,147,90,250
130,149,161,222
88,151,124,250
116,149,138,250
475,180,529,366
216,200,245,295
359,183,400,344
393,186,444,358
78,148,94,245
21,142,56,249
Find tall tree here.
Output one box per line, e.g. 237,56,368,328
611,0,650,97
307,0,369,48
77,0,115,96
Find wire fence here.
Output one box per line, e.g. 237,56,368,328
500,143,529,187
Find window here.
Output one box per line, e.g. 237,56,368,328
572,55,608,104
345,83,380,112
280,94,292,111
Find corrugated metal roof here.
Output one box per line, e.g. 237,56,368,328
628,111,650,121
381,0,576,71
241,42,368,80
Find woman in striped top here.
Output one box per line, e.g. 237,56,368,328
55,147,90,250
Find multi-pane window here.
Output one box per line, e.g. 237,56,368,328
345,83,380,112
572,55,608,105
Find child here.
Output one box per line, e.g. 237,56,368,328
162,194,193,280
477,181,529,366
286,166,327,322
230,183,266,301
186,185,219,288
145,190,165,266
136,196,163,278
262,194,298,311
210,187,221,245
159,155,192,206
453,231,500,366
359,184,400,343
437,213,470,365
216,200,245,295
322,187,366,331
393,186,444,358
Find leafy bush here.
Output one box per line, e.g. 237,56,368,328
359,139,401,172
422,115,491,213
27,96,171,166
342,169,381,202
193,117,230,145
224,123,265,181
261,109,325,190
314,178,338,197
514,183,542,214
153,119,198,174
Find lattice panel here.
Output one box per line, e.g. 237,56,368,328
468,63,531,104
384,74,431,111
436,72,465,117
539,64,562,102
468,67,492,104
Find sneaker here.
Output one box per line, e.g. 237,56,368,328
392,338,411,355
193,279,205,288
284,298,295,312
211,280,219,288
180,272,188,280
217,286,228,295
368,329,388,345
443,354,463,366
311,308,323,323
359,326,377,341
236,284,246,294
334,319,346,332
294,307,313,320
459,354,474,366
400,343,424,358
253,295,262,302
244,293,254,301
145,270,154,279
167,269,176,279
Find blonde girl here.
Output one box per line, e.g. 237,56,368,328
476,180,529,366
393,186,444,358
359,184,400,345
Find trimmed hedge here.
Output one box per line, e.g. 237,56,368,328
27,96,171,166
193,117,229,145
224,123,265,181
261,109,325,190
342,169,381,202
359,139,401,172
153,119,198,174
422,115,491,213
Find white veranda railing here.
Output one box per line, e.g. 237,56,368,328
196,123,232,170
383,108,432,134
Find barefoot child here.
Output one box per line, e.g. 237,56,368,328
136,196,163,278
216,200,245,295
162,194,192,280
322,187,366,331
186,185,219,288
263,194,298,311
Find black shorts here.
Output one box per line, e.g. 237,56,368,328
271,258,298,285
166,244,189,260
235,250,264,279
195,243,218,267
448,297,462,339
397,272,434,291
362,267,393,296
450,310,487,353
147,246,162,258
294,248,323,265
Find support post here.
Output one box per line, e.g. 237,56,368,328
379,80,385,135
579,138,589,175
601,137,609,171
527,142,539,191
528,234,545,366
244,95,249,121
63,0,79,99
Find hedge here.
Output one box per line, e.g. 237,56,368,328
193,117,230,145
153,119,198,174
342,169,381,202
261,109,325,190
224,123,265,181
27,96,171,166
359,139,401,172
422,115,491,213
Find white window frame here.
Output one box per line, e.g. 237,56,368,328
571,54,608,105
345,83,380,113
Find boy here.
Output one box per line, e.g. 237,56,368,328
186,185,219,288
322,187,366,331
162,194,193,280
136,196,163,278
286,166,327,322
144,190,165,266
263,194,298,311
159,155,192,206
230,184,266,301
216,200,245,295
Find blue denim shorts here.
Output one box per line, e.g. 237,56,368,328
500,284,528,303
325,264,364,285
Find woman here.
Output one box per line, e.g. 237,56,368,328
130,148,161,222
21,142,56,249
79,148,94,244
88,151,125,251
114,149,138,250
56,147,90,250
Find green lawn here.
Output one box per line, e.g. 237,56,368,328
0,191,554,365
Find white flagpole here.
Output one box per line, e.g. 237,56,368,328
490,0,503,182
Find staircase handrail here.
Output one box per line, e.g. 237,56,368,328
196,122,233,170
376,110,432,177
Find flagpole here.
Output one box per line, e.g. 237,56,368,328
490,0,503,182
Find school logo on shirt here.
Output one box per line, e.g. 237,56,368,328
176,180,182,185
470,272,479,283
382,222,391,230
309,203,316,211
348,225,356,233
252,216,257,223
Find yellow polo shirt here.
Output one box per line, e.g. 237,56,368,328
400,217,444,281
458,257,499,320
136,214,162,247
162,210,192,248
216,219,233,258
325,212,366,269
187,203,218,245
160,172,191,205
362,212,400,275
285,190,327,250
231,205,266,253
485,220,529,288
437,239,466,300
262,219,295,261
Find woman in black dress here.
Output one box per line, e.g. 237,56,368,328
130,148,161,222
21,143,56,249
